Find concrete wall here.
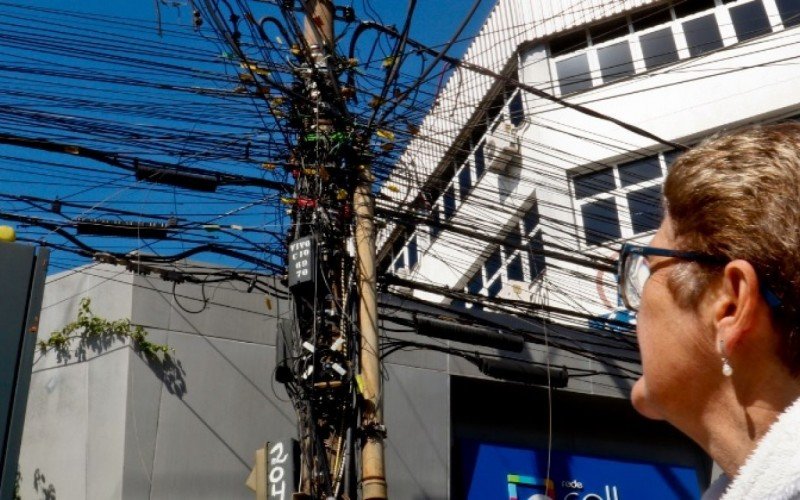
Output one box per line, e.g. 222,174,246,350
16,264,455,499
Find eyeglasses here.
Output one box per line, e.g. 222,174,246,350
617,243,725,312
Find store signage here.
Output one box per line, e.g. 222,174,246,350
460,440,702,500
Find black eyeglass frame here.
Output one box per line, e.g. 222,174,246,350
617,243,782,312
618,243,724,312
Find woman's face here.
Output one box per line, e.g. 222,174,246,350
630,217,717,423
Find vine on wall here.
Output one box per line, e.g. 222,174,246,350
39,298,172,359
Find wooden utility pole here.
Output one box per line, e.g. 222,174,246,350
355,166,387,500
300,2,387,498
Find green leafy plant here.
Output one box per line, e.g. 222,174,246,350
39,298,172,359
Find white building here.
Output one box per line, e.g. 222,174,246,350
380,0,800,330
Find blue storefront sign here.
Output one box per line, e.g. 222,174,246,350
459,440,702,499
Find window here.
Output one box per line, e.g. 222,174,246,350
485,247,502,278
683,14,723,57
555,53,592,95
547,0,797,95
529,230,546,281
573,151,671,246
464,203,547,302
589,17,630,44
507,254,524,281
582,198,622,246
487,277,503,298
508,92,524,127
467,270,483,295
443,186,456,220
430,206,441,239
474,142,486,178
640,28,679,70
523,202,540,235
631,5,673,31
730,1,772,41
407,235,418,268
776,0,800,27
574,169,615,199
458,164,472,201
618,156,662,186
664,149,681,168
627,185,663,234
598,41,635,83
673,0,716,18
550,29,588,57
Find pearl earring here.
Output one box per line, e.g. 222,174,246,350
720,340,733,377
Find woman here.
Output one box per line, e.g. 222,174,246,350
617,122,800,499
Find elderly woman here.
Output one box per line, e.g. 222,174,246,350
617,122,800,499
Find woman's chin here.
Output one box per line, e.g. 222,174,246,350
631,377,666,420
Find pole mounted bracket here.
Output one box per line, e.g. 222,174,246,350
360,421,387,440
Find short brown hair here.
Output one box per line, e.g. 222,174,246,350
664,122,800,374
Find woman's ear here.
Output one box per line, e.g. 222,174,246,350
714,259,762,352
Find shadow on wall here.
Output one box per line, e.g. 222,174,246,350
32,468,56,500
142,350,187,399
39,330,188,399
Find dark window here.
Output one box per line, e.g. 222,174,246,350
549,30,588,57
505,226,522,250
443,186,456,220
556,53,593,95
628,185,663,234
640,28,679,69
508,92,524,127
776,0,800,27
467,269,483,295
529,230,546,280
430,206,441,239
683,14,723,57
618,155,661,186
730,1,771,41
485,247,502,278
673,0,716,18
574,168,615,199
631,5,673,31
507,253,524,281
663,149,682,168
589,17,630,44
474,142,486,179
523,202,540,235
487,277,503,298
393,253,404,271
458,164,472,201
407,235,418,268
598,41,635,83
486,94,505,126
582,197,621,246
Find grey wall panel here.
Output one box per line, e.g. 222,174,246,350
149,331,295,499
384,364,449,500
164,282,280,345
18,359,90,500
86,346,129,499
132,275,175,331
122,331,168,500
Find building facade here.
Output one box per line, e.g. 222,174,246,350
376,0,800,496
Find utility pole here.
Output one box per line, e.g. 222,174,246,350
354,166,386,500
285,1,386,498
